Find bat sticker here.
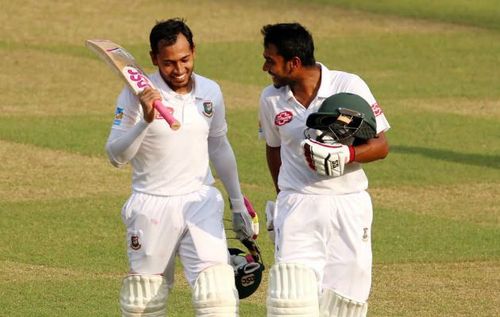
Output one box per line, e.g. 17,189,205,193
86,39,181,130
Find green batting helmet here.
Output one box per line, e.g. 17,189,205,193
306,93,377,144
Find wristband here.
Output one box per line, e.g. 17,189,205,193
348,145,355,163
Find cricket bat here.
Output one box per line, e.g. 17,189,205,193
85,39,181,130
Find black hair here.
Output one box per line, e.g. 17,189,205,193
261,23,316,66
149,18,194,54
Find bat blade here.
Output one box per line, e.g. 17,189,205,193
85,39,180,130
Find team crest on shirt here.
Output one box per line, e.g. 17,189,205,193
274,111,293,126
202,101,214,117
371,102,383,117
113,107,124,125
130,234,141,250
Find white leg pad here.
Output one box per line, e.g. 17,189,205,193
267,263,319,317
120,274,169,317
319,289,368,317
192,264,239,316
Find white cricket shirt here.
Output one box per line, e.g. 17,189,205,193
110,71,227,196
259,63,390,195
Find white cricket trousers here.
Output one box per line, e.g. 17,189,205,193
121,185,229,287
274,190,373,302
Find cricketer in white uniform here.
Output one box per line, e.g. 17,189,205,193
105,18,256,317
259,23,390,317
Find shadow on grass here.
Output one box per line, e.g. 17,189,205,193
392,145,499,170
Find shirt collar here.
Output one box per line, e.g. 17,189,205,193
283,62,332,101
190,73,204,100
284,85,294,101
316,62,332,99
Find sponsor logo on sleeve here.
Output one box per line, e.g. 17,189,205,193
371,102,383,116
274,111,293,126
258,121,265,139
113,107,124,125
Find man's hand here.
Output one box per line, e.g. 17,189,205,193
138,87,160,123
301,139,355,177
230,197,259,240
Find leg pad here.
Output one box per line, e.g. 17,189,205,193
192,264,239,316
120,274,169,317
267,263,319,317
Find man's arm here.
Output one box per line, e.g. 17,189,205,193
208,135,243,201
105,121,149,167
352,132,389,163
208,135,258,240
105,88,158,167
266,144,281,195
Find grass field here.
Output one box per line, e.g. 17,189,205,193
0,0,499,316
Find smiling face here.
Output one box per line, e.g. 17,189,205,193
262,43,294,88
150,33,195,94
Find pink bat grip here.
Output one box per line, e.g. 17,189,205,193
153,100,180,130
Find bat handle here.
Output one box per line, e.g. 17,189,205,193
153,100,181,130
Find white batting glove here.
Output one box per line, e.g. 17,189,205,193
230,196,259,241
301,138,355,177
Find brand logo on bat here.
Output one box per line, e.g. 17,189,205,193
106,46,135,60
122,66,152,90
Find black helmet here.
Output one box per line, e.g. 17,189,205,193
228,239,264,299
306,93,377,145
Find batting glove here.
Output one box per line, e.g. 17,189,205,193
301,138,355,177
230,196,259,241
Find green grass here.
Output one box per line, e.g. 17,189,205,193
0,278,121,317
0,0,499,316
0,116,110,156
319,33,500,99
0,198,126,271
303,0,500,30
373,208,500,263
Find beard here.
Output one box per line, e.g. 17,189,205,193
269,72,291,89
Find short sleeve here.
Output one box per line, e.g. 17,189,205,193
259,92,281,147
345,75,390,134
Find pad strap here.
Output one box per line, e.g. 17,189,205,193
319,289,368,317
